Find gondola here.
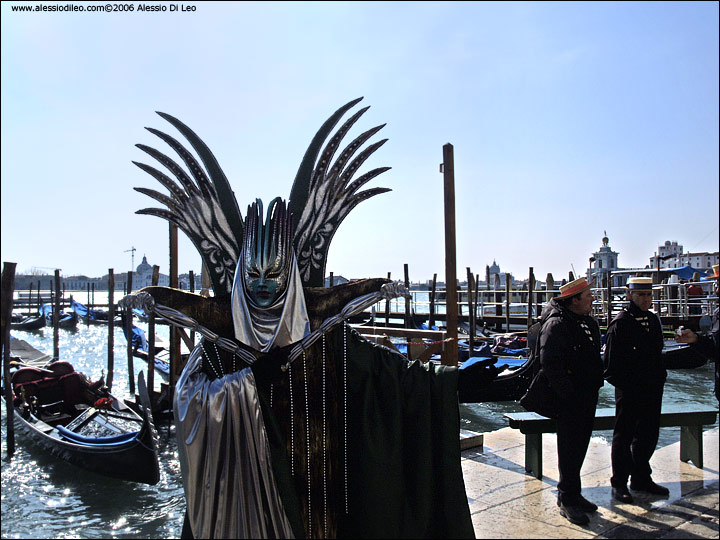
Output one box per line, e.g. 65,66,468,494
10,314,46,331
10,360,160,485
457,324,540,403
120,314,171,378
70,298,122,325
40,304,79,330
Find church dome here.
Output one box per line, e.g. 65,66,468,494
136,255,152,275
489,259,500,274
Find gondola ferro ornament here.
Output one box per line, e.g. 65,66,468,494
131,98,475,539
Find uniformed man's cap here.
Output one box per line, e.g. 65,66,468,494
626,277,653,290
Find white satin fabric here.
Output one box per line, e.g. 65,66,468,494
230,253,310,353
174,346,295,538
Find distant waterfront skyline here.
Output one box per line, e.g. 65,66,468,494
2,2,718,284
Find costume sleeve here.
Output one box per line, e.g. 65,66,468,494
539,318,579,403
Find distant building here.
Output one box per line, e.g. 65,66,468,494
485,260,514,287
649,240,718,271
587,232,624,287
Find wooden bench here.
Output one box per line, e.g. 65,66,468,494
504,405,718,479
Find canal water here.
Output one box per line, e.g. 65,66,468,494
2,303,717,539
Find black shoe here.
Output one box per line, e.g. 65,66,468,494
558,502,590,525
612,486,634,504
578,495,598,513
630,479,669,496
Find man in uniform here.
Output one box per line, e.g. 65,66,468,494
676,264,720,402
538,277,604,525
604,277,669,504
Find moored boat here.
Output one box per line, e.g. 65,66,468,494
10,359,160,485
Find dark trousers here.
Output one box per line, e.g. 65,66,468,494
610,385,664,487
556,394,598,505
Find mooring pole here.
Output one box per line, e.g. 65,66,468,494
53,270,61,360
442,143,458,366
429,273,437,329
2,262,17,456
125,270,135,396
107,269,115,391
169,223,180,399
385,272,391,326
147,265,160,405
467,267,475,352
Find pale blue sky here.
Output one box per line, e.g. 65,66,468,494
2,1,718,284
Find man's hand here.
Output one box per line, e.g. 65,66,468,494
675,327,698,344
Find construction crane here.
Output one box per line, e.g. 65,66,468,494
124,247,137,272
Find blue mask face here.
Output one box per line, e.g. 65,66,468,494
241,197,293,308
245,266,282,307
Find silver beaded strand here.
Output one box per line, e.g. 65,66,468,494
289,362,294,475
344,323,348,514
200,342,222,379
322,333,327,538
303,350,311,537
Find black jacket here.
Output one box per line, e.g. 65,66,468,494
604,300,666,390
538,298,604,405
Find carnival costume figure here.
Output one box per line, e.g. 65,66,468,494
127,99,475,539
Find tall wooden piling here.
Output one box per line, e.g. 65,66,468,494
107,269,115,391
27,282,33,316
505,273,511,332
404,264,410,329
429,273,437,329
385,272,391,326
53,270,61,360
494,274,502,331
546,273,555,305
466,267,475,351
125,271,135,396
527,267,534,330
2,262,17,456
147,265,160,402
442,143,458,366
169,223,180,397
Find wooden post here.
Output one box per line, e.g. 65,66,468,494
505,273,511,332
527,267,534,330
27,282,33,316
169,223,180,396
126,271,135,397
329,272,334,288
546,273,555,306
442,143,458,366
466,267,475,352
107,269,115,391
188,269,195,344
2,262,17,456
404,264,411,329
385,272,391,326
475,273,481,325
36,280,40,314
201,261,211,297
429,273,437,329
53,270,61,361
494,273,502,331
147,265,160,402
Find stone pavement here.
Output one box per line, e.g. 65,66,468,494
461,426,719,539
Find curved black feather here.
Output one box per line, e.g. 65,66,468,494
155,112,243,244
